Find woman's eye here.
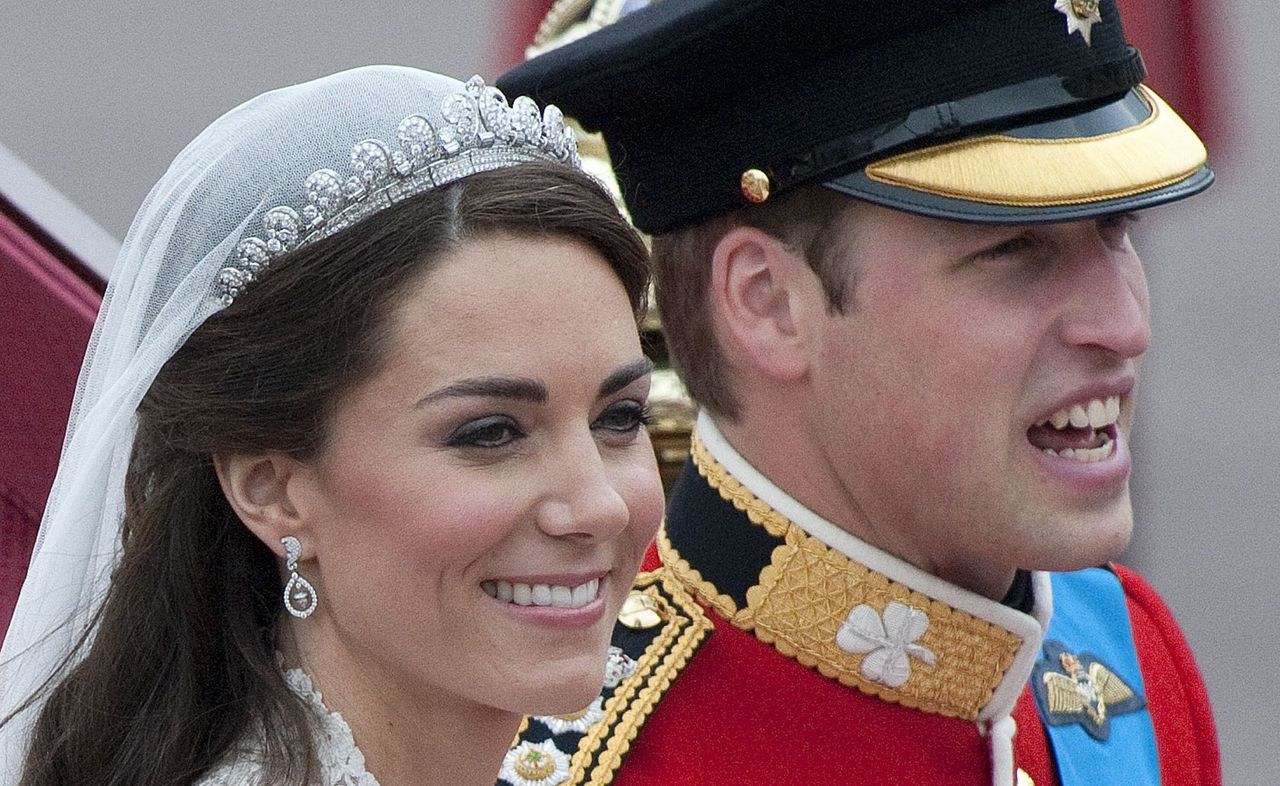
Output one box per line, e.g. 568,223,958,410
446,416,523,448
593,401,652,434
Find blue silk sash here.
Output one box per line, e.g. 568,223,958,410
1037,568,1161,786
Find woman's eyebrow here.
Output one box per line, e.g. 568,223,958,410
598,358,654,398
416,376,549,408
415,358,653,408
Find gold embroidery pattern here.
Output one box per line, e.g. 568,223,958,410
508,569,711,786
678,432,1024,721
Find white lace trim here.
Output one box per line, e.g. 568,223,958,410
193,668,380,786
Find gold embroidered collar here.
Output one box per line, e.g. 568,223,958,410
659,419,1050,723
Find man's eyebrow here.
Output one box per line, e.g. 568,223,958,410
416,376,549,408
599,358,655,398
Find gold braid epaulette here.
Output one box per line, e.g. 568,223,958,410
501,568,712,786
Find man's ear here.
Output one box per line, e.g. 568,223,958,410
710,226,821,382
214,453,310,559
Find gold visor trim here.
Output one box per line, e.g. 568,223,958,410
864,86,1207,207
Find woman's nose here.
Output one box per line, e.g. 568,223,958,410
535,438,631,541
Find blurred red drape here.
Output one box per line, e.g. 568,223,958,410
1124,0,1216,145
0,200,101,638
495,0,557,76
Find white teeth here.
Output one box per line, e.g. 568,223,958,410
1039,396,1121,431
1042,434,1115,463
484,577,601,609
512,583,532,606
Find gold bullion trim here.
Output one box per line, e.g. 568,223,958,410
675,432,1024,721
657,525,747,624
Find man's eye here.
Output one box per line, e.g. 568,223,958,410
1098,212,1139,244
446,416,523,448
976,235,1036,260
593,402,652,434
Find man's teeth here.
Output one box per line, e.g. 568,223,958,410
1040,396,1121,431
1041,433,1114,463
481,578,600,609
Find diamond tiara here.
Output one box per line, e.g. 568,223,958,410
216,75,581,305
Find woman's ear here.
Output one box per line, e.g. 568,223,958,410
213,453,309,557
710,226,821,382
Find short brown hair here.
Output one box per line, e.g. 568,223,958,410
651,185,857,418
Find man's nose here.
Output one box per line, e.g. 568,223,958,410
1056,238,1151,360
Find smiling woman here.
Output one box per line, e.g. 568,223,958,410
0,67,660,786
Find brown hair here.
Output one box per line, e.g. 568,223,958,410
7,161,648,786
651,185,858,419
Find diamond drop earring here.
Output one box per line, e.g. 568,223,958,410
281,536,318,619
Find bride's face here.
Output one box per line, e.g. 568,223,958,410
289,233,663,717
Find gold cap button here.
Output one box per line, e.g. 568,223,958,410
618,591,664,629
740,168,771,204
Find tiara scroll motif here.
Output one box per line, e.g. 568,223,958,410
217,76,580,305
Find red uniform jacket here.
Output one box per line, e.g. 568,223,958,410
500,431,1219,786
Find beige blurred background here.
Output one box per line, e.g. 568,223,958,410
2,1,1276,781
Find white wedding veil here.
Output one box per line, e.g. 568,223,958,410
0,64,580,780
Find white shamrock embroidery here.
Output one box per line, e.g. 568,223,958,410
835,601,937,688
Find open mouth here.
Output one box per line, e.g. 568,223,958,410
481,578,601,609
1027,396,1120,463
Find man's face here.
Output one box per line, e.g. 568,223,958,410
806,204,1150,597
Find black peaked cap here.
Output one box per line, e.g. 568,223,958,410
499,0,1210,234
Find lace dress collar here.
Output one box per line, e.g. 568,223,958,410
195,667,380,786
